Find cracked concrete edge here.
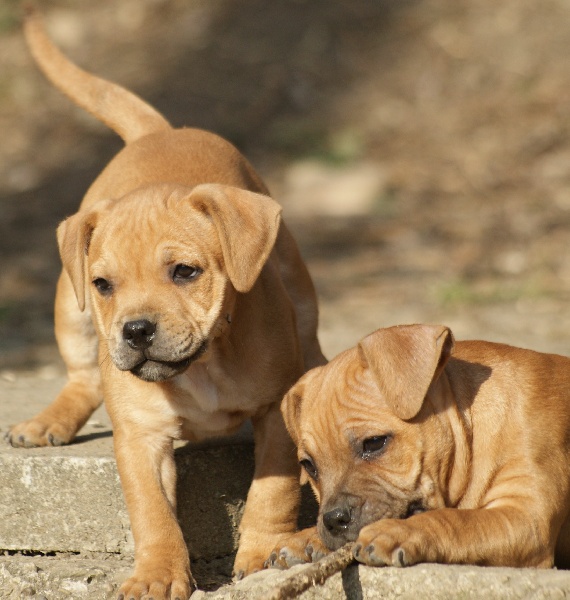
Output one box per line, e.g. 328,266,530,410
0,554,133,600
195,561,570,600
2,556,570,600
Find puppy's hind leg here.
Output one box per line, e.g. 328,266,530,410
7,272,102,447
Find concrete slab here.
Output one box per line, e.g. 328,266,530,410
2,556,569,600
0,374,258,561
199,562,570,599
0,554,132,600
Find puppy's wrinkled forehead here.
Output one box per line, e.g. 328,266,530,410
298,348,381,447
89,186,220,267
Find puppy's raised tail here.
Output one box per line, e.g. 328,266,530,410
24,8,171,144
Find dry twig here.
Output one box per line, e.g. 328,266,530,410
263,543,356,600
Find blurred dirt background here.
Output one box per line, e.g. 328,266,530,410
1,0,570,376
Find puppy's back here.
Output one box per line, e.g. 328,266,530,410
451,340,570,435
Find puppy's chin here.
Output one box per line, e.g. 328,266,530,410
129,357,192,382
113,340,209,382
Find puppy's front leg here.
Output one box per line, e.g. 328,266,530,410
354,505,556,569
8,272,102,448
113,423,193,600
234,402,301,578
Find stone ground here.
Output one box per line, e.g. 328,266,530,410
1,0,570,596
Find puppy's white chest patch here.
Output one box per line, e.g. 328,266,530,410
172,362,246,437
175,362,220,412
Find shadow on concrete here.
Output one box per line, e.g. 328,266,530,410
73,429,114,444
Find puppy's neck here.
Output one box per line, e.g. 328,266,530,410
425,373,473,507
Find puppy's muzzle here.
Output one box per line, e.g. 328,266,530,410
320,496,429,551
112,318,208,383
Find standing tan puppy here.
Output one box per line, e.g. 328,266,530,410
7,12,326,600
272,324,570,570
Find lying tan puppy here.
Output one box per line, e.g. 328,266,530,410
271,324,570,570
7,12,325,600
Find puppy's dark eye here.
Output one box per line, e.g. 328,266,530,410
172,264,202,283
362,435,390,459
92,278,113,296
299,458,318,481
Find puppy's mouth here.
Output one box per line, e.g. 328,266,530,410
129,340,208,382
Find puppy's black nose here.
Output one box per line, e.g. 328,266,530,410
323,507,352,535
122,319,156,349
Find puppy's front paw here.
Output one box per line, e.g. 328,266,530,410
117,562,194,600
234,530,323,579
353,519,426,568
265,526,329,569
234,543,272,581
6,418,74,448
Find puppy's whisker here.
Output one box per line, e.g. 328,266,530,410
98,351,113,370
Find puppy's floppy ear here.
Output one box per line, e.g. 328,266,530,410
358,324,455,421
56,210,99,312
281,379,305,446
188,184,282,293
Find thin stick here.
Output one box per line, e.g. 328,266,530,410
263,543,356,600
